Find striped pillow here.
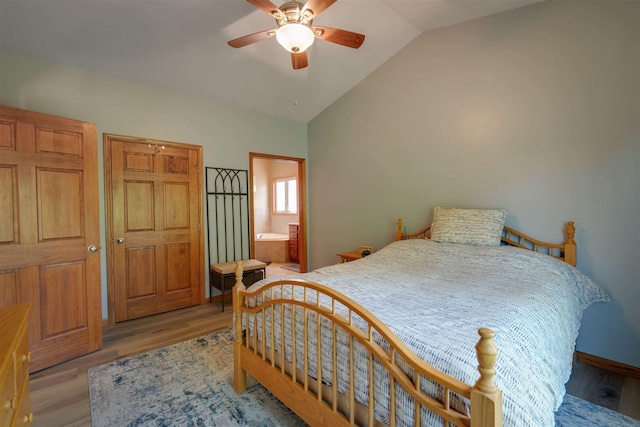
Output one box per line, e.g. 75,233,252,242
430,206,507,246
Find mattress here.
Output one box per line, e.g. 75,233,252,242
246,239,609,426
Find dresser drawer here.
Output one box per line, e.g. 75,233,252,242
0,304,31,427
15,330,29,394
288,224,298,239
1,359,16,426
13,376,32,426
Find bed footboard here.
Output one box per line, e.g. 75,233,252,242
232,263,502,427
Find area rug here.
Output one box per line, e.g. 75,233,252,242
89,329,640,427
89,329,305,427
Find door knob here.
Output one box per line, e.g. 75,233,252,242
88,245,99,253
116,238,125,244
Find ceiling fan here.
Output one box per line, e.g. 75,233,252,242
228,0,365,70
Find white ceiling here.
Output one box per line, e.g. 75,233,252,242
0,0,544,123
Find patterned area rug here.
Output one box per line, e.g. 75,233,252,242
89,329,305,427
89,329,640,426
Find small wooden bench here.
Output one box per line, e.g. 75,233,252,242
210,259,267,311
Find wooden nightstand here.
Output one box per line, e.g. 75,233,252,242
337,251,362,263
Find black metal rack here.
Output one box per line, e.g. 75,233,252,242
206,167,266,310
205,167,250,266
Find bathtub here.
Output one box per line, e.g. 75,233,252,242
255,232,289,241
255,232,290,263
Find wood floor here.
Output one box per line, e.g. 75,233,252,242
30,302,639,427
30,303,232,427
566,358,640,419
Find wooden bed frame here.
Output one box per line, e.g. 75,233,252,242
232,220,578,427
395,219,576,266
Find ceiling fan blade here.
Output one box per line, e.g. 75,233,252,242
291,52,309,69
228,29,276,48
246,0,282,17
314,26,365,49
301,0,336,17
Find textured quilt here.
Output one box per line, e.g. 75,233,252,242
247,239,609,426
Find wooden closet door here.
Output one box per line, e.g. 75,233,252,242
0,106,102,372
105,135,203,323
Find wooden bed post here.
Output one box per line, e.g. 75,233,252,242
564,221,577,266
395,218,403,241
470,328,503,427
232,261,248,393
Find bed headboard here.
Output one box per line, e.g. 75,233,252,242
395,218,577,266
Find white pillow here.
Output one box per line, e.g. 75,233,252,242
430,206,507,246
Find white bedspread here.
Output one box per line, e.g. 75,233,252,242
248,239,609,426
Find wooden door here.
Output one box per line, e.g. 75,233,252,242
0,106,102,372
105,135,203,323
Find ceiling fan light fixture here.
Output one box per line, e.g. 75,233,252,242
276,23,314,53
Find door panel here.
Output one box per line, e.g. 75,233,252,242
164,183,189,229
125,181,154,231
166,243,191,291
38,169,83,240
0,165,18,243
0,105,102,372
36,127,83,155
41,262,87,337
126,246,156,298
0,271,18,307
106,135,203,323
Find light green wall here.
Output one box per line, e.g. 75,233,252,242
2,0,638,368
0,52,307,319
308,1,640,367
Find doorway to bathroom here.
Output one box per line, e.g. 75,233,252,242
249,153,307,276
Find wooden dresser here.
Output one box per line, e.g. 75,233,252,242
0,304,33,426
288,223,299,263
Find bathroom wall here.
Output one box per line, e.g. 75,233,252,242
253,158,299,234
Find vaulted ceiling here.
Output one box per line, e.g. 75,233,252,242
0,0,544,123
